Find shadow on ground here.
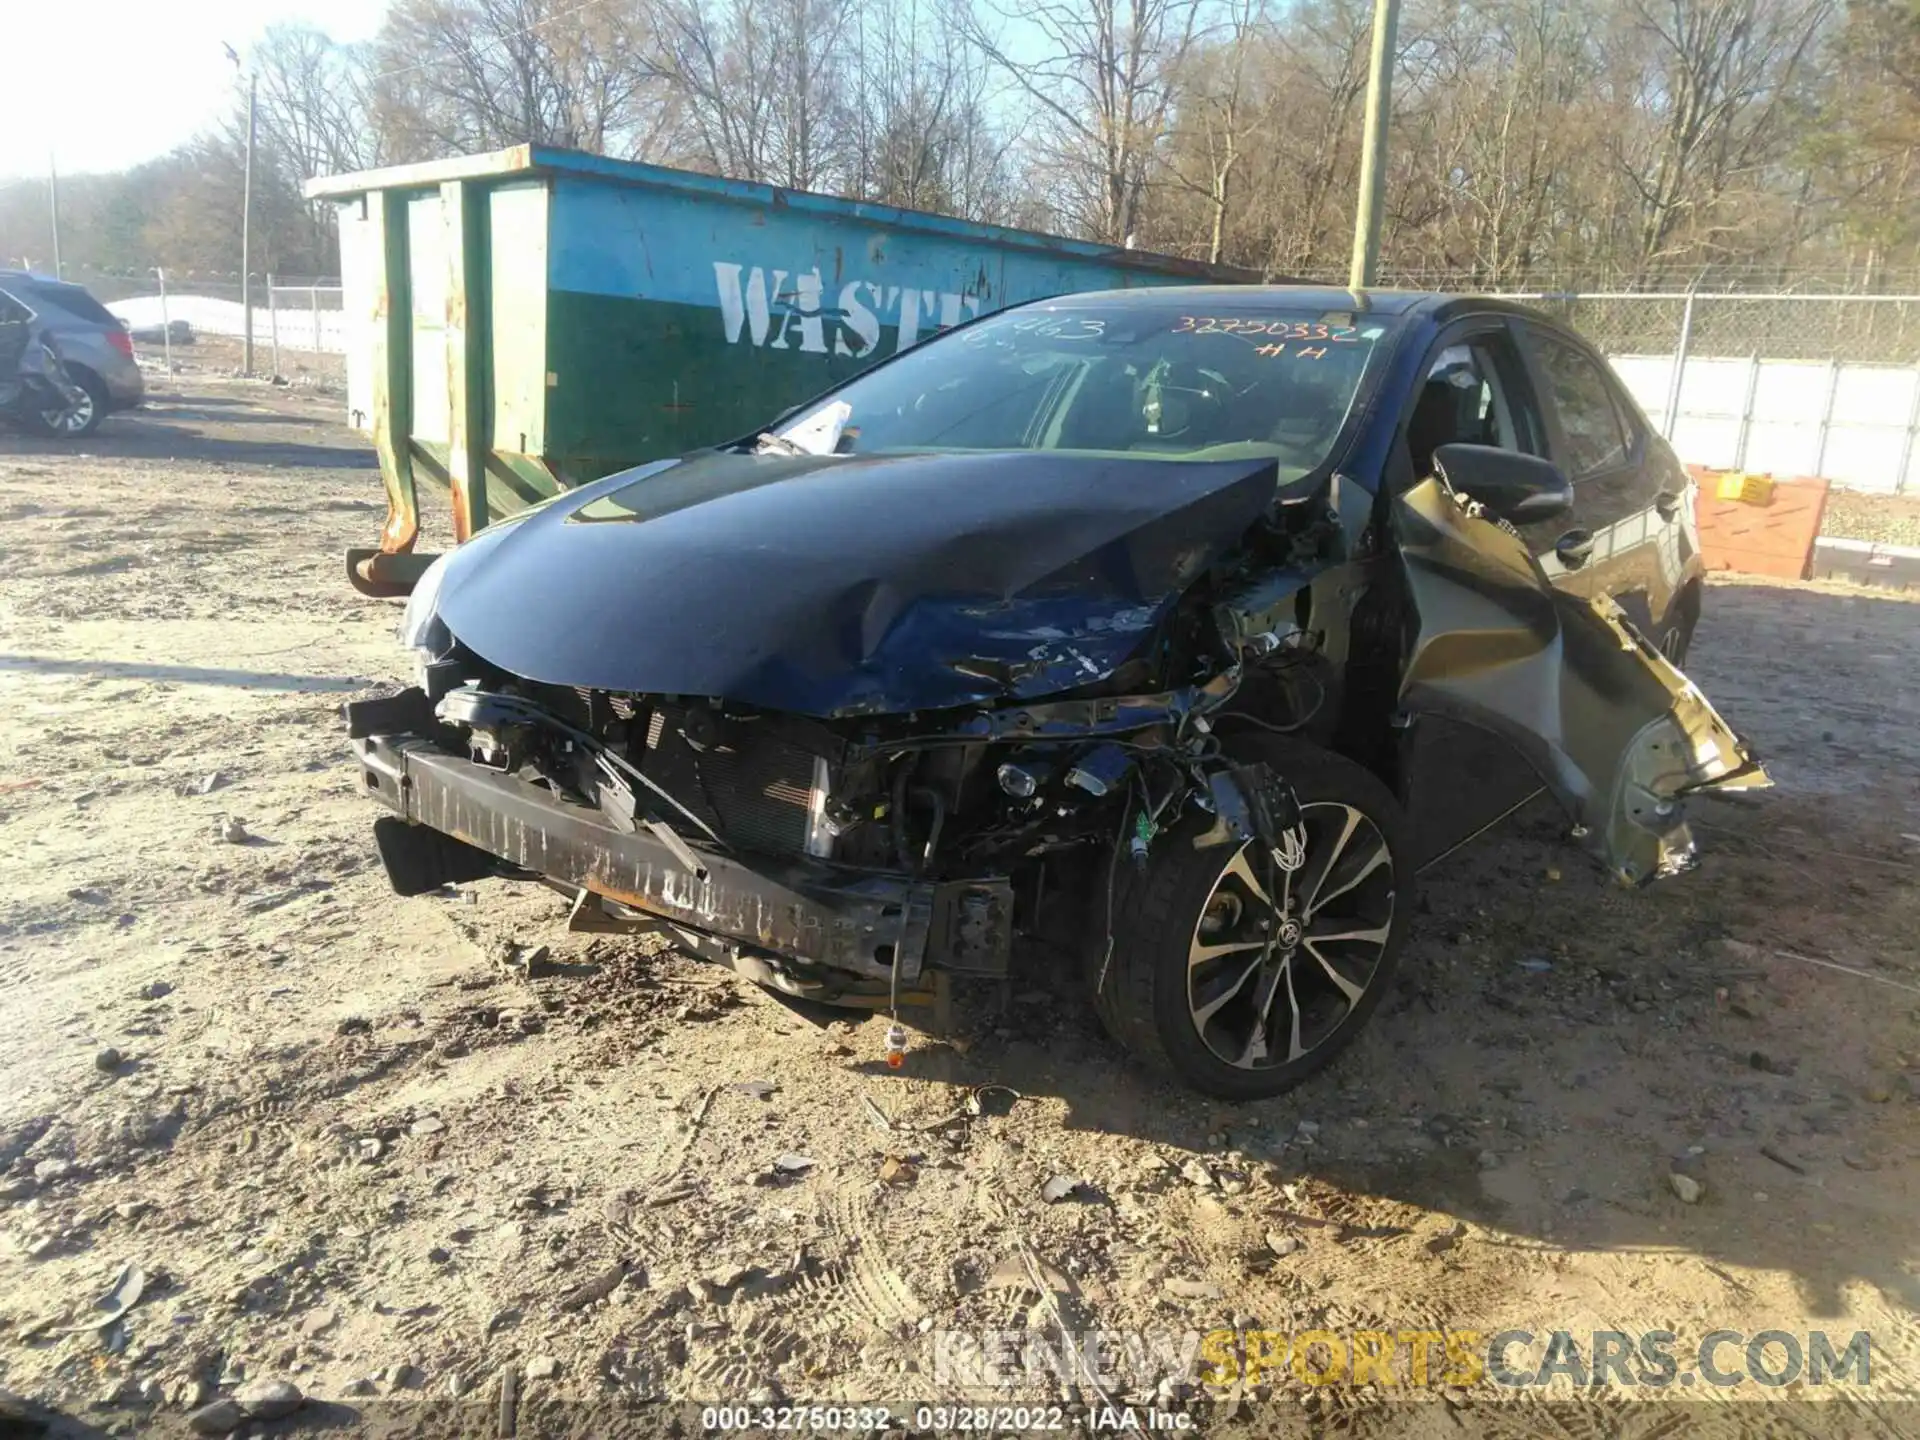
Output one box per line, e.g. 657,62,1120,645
2,398,373,471
893,582,1920,1335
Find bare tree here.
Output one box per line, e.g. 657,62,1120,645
1614,0,1835,278
650,0,858,190
1240,0,1373,276
1155,0,1268,262
839,0,1017,218
372,0,672,161
1816,0,1920,277
959,0,1208,244
252,25,381,179
21,0,1914,290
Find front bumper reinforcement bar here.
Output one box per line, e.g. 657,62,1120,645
351,726,1013,983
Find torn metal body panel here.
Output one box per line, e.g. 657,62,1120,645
1393,476,1767,885
350,284,1771,1097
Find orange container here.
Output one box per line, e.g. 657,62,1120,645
1688,467,1829,581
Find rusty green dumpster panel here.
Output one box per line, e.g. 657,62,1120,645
308,145,1255,592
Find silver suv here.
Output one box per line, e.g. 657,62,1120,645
0,271,144,434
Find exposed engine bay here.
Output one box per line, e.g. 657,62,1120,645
350,491,1343,999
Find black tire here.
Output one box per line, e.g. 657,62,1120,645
1090,736,1411,1100
25,367,106,438
1656,584,1701,668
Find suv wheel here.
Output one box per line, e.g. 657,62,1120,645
29,368,105,438
1091,737,1410,1099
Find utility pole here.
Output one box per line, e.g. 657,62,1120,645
227,43,257,375
48,153,62,279
242,72,258,375
1347,0,1400,291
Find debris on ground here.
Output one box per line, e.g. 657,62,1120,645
1669,1172,1705,1204
56,1262,145,1333
234,1378,302,1419
187,1398,242,1434
1040,1174,1084,1203
555,1260,628,1312
1165,1278,1225,1301
299,1306,338,1337
179,770,227,797
1760,1144,1808,1175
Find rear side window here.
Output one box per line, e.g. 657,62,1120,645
28,282,116,326
0,289,31,324
1530,331,1631,477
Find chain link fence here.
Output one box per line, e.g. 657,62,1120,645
264,278,347,366
1487,292,1920,493
1505,291,1920,366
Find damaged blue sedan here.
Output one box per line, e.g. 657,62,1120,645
346,287,1768,1098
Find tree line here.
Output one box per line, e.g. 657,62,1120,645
3,0,1915,291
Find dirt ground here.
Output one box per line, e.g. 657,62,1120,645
1,374,1917,1437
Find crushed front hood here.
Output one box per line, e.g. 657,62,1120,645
432,449,1280,717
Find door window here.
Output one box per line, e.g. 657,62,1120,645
1529,332,1631,477
1405,333,1545,478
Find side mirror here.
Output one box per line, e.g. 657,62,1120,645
1432,443,1572,525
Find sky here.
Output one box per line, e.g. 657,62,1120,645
0,0,391,179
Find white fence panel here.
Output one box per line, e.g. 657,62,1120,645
1824,367,1920,494
1743,361,1828,478
1604,349,1920,492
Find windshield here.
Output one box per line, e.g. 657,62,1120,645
771,301,1392,479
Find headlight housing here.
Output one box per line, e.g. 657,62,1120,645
398,552,454,681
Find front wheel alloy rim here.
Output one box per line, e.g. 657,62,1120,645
1185,801,1395,1071
44,391,94,434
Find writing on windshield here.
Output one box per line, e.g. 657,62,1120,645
773,304,1388,469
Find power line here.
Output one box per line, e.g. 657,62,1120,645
366,0,616,86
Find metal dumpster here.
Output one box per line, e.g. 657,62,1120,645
306,145,1255,594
